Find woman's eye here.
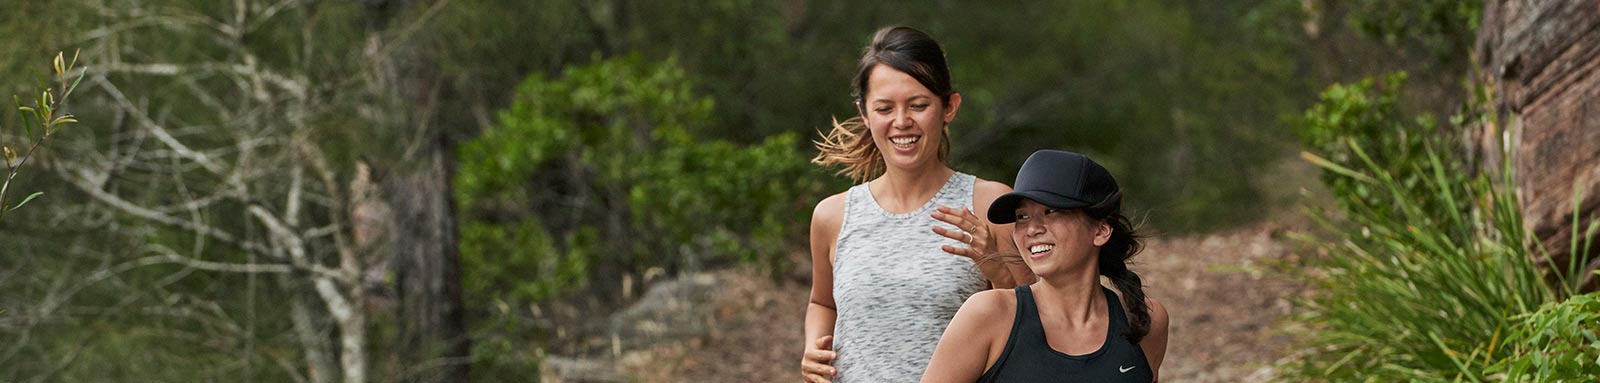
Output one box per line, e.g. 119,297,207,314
874,107,892,114
1043,209,1058,215
910,104,929,110
1015,213,1029,221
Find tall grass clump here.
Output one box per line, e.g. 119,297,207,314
1287,72,1598,381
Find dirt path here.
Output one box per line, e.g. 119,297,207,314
556,221,1306,382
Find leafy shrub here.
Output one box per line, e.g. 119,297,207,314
455,55,828,379
1287,72,1596,381
1491,292,1600,381
454,54,823,305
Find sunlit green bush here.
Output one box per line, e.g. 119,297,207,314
454,53,823,302
1287,73,1596,381
455,54,828,378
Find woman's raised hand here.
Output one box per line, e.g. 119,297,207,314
932,206,997,261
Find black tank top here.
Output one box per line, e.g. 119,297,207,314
977,285,1153,382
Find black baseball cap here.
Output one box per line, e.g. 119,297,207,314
987,150,1119,224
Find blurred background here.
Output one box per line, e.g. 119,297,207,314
3,0,1597,382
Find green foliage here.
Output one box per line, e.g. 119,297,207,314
1491,292,1600,381
1345,0,1482,64
1297,72,1472,242
432,0,1320,233
455,55,826,378
2,50,83,225
455,54,822,303
1287,75,1598,381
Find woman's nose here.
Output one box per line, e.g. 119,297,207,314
1018,219,1044,236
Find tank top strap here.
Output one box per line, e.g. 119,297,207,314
1014,284,1038,324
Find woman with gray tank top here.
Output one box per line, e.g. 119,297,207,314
800,26,1035,383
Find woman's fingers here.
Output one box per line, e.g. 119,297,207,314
932,206,976,229
930,226,970,243
800,360,836,378
940,244,977,258
805,349,837,362
799,335,836,381
800,355,836,382
802,371,834,383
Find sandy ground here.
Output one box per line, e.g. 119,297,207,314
562,219,1309,383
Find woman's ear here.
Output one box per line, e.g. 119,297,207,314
855,100,866,121
944,92,962,123
1092,220,1112,247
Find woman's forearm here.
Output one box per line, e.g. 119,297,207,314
804,302,837,344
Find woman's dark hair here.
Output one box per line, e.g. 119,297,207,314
1081,191,1150,344
849,26,956,106
813,25,955,181
977,191,1150,343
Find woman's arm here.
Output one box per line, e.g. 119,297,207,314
921,289,1011,383
802,193,846,383
1141,298,1171,382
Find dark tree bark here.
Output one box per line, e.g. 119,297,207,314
1476,0,1600,292
383,145,469,383
362,1,469,382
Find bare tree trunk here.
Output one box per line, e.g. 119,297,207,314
362,1,470,381
1476,0,1600,292
384,143,468,383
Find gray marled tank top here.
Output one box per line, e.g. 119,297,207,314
833,172,988,382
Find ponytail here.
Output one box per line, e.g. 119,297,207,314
1085,192,1150,344
812,116,884,183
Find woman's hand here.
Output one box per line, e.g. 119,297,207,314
932,206,997,262
800,335,837,383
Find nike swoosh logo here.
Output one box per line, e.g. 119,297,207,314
1119,365,1136,373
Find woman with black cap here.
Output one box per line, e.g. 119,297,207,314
800,26,1034,383
920,150,1171,382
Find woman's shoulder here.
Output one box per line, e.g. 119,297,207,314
1144,297,1169,330
961,288,1019,318
970,177,1013,196
811,191,849,229
968,176,1012,208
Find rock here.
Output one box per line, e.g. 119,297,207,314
1477,0,1600,291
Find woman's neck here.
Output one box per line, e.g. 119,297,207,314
1030,263,1105,326
870,163,954,212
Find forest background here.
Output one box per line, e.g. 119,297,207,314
3,0,1595,382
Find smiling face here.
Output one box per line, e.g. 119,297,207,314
1011,199,1111,277
860,64,960,173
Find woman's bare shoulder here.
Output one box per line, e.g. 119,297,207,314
811,191,849,229
961,288,1019,321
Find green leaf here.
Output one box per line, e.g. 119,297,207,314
16,95,34,139
64,67,86,100
1301,150,1377,183
9,192,43,211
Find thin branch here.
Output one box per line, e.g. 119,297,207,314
62,166,270,256
140,246,293,274
94,77,227,175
